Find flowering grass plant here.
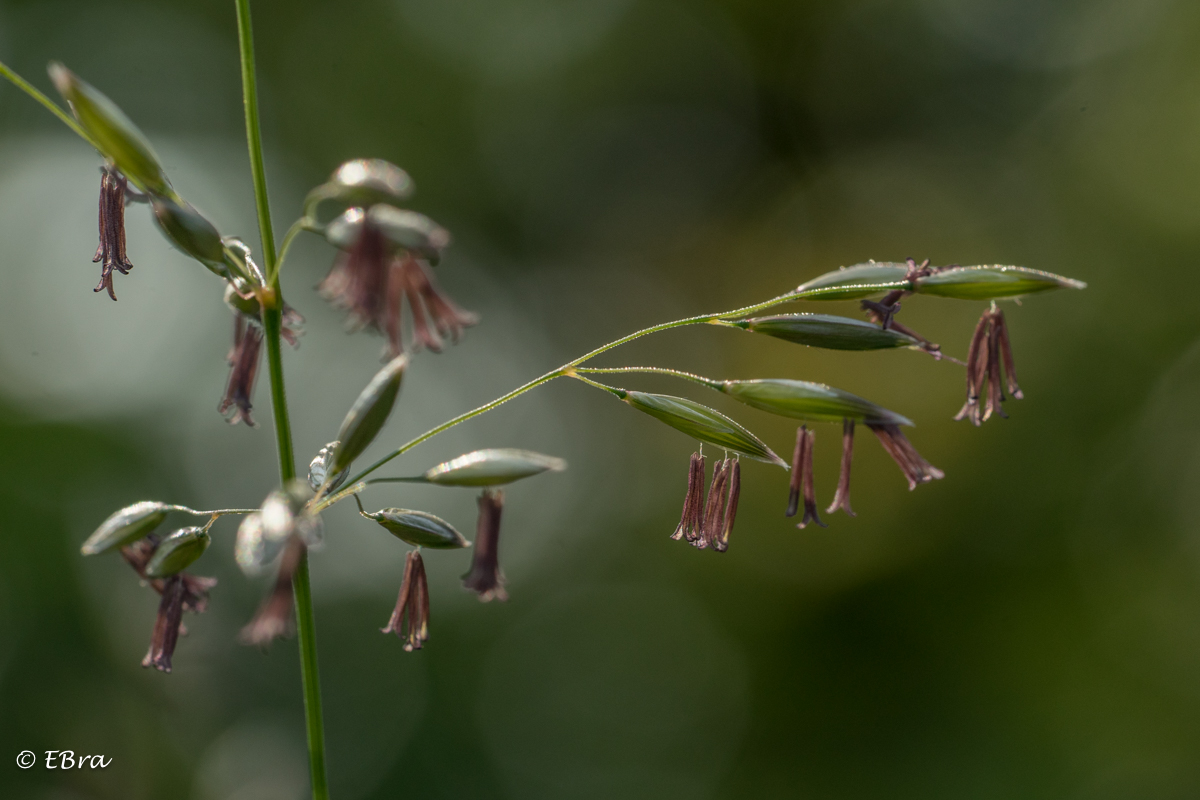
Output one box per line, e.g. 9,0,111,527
0,3,1085,797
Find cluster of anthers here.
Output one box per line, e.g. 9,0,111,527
12,58,1085,671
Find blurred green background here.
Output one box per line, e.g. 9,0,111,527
0,0,1195,797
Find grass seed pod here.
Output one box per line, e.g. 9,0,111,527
794,262,912,301
324,206,450,263
622,390,786,467
332,355,408,475
48,62,171,194
144,526,211,578
718,379,912,427
368,205,450,261
306,159,415,215
81,501,171,556
735,314,921,350
361,508,470,549
913,265,1086,300
422,449,567,487
151,195,226,269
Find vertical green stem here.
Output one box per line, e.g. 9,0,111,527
235,2,329,798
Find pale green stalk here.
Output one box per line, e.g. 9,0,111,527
235,2,329,799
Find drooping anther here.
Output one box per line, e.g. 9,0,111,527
320,213,477,359
710,458,741,553
462,489,507,602
219,314,264,427
386,255,478,356
867,423,945,490
240,536,303,646
826,419,856,517
319,212,390,334
93,166,133,300
142,574,185,672
954,304,1021,425
787,426,825,528
696,458,730,549
671,452,706,544
382,550,430,651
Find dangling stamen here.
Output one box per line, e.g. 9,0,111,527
712,459,741,553
982,308,1007,422
786,428,804,517
142,574,185,672
463,489,507,602
994,307,1022,399
798,427,825,529
954,310,993,426
697,458,730,549
218,314,264,426
93,167,134,300
672,452,706,544
867,424,945,490
387,256,479,357
240,537,302,646
827,419,856,516
383,551,430,651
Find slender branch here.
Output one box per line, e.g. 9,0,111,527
311,481,367,514
272,217,312,283
339,289,803,488
560,290,800,368
235,3,328,799
341,368,569,487
575,366,722,390
168,505,258,517
0,59,100,149
568,372,626,396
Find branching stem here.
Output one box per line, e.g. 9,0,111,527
340,289,801,487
